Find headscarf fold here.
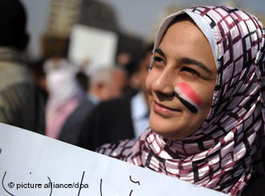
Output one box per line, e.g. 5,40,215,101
98,6,265,195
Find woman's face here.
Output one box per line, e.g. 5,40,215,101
146,19,217,139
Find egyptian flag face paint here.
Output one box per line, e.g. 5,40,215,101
174,83,202,113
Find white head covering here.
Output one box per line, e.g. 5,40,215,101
45,58,83,108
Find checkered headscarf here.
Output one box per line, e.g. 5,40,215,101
98,6,265,195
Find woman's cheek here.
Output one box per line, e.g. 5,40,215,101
174,82,202,113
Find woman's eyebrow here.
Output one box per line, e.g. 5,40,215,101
154,48,213,75
180,58,212,74
154,48,165,58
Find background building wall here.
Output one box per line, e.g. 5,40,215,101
21,0,265,60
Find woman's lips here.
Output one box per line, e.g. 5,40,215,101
153,100,180,117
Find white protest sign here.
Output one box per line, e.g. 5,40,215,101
0,123,227,196
68,25,118,67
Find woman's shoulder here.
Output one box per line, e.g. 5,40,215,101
96,139,137,160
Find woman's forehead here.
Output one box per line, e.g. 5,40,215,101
154,11,218,70
157,20,217,78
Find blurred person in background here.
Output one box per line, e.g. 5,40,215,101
59,66,128,145
0,0,42,132
78,43,153,150
123,58,143,96
44,58,85,139
29,58,48,133
75,70,89,93
86,66,128,104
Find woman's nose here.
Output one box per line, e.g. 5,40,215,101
152,68,175,96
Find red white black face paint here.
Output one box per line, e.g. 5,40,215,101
174,83,202,113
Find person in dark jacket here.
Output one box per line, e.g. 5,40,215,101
0,0,43,132
77,44,153,150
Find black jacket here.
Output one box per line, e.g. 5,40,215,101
78,95,135,151
59,98,95,145
241,174,265,196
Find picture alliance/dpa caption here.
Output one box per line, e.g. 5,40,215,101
0,123,226,196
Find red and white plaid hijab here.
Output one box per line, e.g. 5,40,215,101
98,6,265,195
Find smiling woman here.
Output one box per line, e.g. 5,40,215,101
97,6,265,195
146,15,217,139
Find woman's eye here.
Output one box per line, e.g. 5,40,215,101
151,56,165,69
153,56,164,63
180,67,200,76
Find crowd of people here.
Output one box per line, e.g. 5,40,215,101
1,0,265,195
0,0,151,141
